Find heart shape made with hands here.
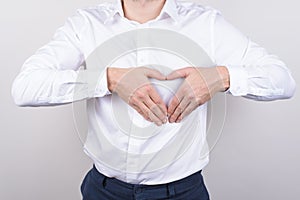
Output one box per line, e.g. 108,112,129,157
131,66,185,126
111,65,186,129
148,66,184,106
151,78,184,106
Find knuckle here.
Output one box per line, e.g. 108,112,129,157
145,108,150,116
152,108,164,119
173,97,180,104
152,98,162,104
188,94,195,100
144,85,152,93
128,96,135,105
129,96,139,105
169,103,176,111
135,90,145,99
176,107,183,114
170,102,179,111
136,109,143,115
147,109,154,118
150,104,159,112
195,97,204,105
144,115,151,121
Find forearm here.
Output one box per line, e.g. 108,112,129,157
216,63,296,100
225,58,296,101
213,12,296,100
12,67,109,106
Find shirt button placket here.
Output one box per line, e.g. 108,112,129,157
136,23,150,67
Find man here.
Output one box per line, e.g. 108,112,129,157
12,0,296,199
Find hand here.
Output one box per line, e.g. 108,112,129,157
107,67,168,126
166,66,230,123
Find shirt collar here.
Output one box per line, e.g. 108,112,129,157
159,0,179,22
106,0,179,23
114,0,125,18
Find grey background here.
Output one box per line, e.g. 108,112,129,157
0,0,299,199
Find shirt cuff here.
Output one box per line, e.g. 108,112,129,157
226,65,248,96
78,67,111,98
94,67,112,97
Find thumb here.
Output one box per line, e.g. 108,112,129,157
144,68,166,80
166,68,189,80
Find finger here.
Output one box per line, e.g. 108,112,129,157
131,104,152,122
148,87,168,116
167,83,186,116
144,94,167,124
169,96,191,123
144,68,166,80
166,68,191,80
148,105,164,126
133,101,162,126
129,92,153,122
167,95,180,117
130,84,166,125
176,101,198,123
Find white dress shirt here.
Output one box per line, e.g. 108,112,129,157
12,0,295,184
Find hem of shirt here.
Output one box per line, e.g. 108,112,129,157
83,146,209,185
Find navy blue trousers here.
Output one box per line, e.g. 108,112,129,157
81,166,210,200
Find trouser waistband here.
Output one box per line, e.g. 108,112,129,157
90,165,203,196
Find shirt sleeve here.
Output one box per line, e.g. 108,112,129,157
11,10,111,106
212,11,296,101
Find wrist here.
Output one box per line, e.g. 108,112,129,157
216,66,230,91
107,67,117,92
107,67,129,92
